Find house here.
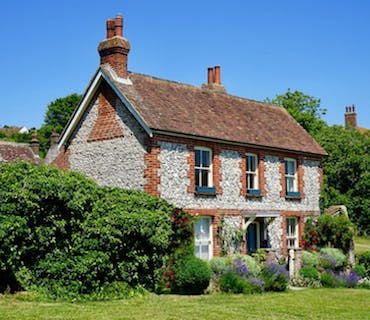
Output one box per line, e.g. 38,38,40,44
0,126,29,135
0,133,40,164
48,15,327,260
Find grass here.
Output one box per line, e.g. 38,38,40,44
0,289,369,320
355,236,370,254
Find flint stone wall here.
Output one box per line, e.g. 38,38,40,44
68,98,146,190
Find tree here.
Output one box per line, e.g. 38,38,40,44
38,93,81,157
265,89,327,137
317,126,370,235
43,93,81,129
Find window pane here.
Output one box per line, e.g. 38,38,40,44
201,169,209,187
195,169,200,187
195,149,201,167
286,177,294,192
202,150,210,167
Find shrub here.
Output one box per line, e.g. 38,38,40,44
319,248,347,270
299,266,320,281
0,162,194,297
357,251,370,277
302,250,319,267
172,255,211,295
261,263,289,292
320,270,345,288
209,257,230,277
233,254,261,276
345,271,361,288
353,264,367,278
302,215,354,253
219,272,247,294
245,277,265,294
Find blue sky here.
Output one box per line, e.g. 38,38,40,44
1,0,370,130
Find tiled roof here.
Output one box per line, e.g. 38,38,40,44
109,70,326,156
0,141,39,164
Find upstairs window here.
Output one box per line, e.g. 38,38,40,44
195,147,214,193
246,154,259,192
285,158,298,196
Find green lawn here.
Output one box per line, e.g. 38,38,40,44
355,236,370,254
1,289,369,320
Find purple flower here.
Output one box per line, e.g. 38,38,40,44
346,271,361,287
264,263,289,281
234,259,249,278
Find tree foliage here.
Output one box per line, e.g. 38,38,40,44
0,162,193,297
265,89,327,137
37,93,81,157
43,93,81,129
317,126,370,234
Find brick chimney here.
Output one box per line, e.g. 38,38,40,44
345,105,357,128
29,132,40,156
202,66,226,93
50,128,60,147
98,15,131,79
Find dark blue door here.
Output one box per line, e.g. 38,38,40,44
247,223,257,253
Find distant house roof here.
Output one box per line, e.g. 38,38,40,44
0,141,39,164
0,126,29,135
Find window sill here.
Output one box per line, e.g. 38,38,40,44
246,189,262,198
285,191,301,199
195,186,216,196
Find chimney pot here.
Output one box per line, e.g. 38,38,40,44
115,15,123,37
30,132,40,155
106,19,115,38
207,67,214,84
214,66,221,85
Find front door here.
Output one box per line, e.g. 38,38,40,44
194,216,213,260
246,222,259,253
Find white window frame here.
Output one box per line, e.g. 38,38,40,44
246,153,259,190
194,216,213,260
285,158,298,193
286,217,299,249
194,147,213,187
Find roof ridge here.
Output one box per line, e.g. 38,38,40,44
128,71,281,110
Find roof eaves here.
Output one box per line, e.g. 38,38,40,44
153,129,327,157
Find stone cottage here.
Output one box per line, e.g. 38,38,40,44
48,15,327,260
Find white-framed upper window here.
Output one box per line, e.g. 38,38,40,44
194,216,213,260
286,217,299,249
285,158,298,193
246,153,259,190
195,147,212,187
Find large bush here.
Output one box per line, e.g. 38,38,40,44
171,255,211,295
302,214,354,253
0,162,193,297
0,162,97,293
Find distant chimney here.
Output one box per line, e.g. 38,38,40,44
98,15,131,79
202,66,226,93
30,132,40,156
50,128,60,147
345,104,357,128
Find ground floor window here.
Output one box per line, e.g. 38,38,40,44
194,216,213,260
286,217,299,249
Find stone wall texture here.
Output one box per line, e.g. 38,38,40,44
158,141,321,212
68,96,146,190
